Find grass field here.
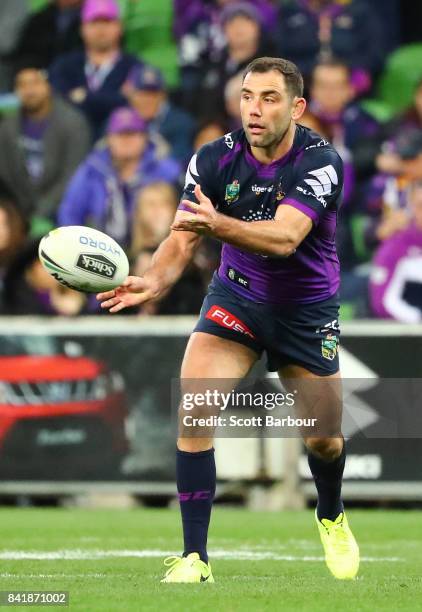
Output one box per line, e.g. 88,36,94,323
0,507,420,611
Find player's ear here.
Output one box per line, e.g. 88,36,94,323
291,97,306,122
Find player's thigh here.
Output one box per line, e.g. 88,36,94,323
178,332,259,450
278,364,343,454
181,331,259,379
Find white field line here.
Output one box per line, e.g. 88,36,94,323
0,573,107,579
0,550,403,562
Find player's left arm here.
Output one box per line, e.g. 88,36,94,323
172,149,343,257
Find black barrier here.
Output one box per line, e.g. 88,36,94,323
0,321,420,486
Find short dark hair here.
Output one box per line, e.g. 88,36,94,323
243,57,304,98
13,57,49,81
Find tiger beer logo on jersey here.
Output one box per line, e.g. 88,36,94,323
225,179,240,204
206,305,255,338
252,184,273,195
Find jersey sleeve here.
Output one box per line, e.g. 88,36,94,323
279,147,343,226
179,143,218,211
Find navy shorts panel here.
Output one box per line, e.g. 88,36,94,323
194,278,264,357
195,275,340,376
265,297,340,376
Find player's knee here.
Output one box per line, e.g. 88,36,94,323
304,436,343,461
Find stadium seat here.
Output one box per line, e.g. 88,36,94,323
362,44,422,122
118,0,179,88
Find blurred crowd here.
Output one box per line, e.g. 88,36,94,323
0,0,421,322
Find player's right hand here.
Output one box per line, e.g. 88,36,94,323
96,276,160,313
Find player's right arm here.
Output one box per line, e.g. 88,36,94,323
97,144,216,313
96,217,201,313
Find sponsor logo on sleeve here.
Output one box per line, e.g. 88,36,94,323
303,164,338,198
305,139,329,150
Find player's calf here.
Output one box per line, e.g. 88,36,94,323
306,437,345,521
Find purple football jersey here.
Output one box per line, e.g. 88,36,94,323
180,125,343,304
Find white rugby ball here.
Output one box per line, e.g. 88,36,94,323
39,226,129,293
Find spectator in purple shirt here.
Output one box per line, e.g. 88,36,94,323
58,108,180,247
369,180,422,322
49,0,142,139
363,130,422,250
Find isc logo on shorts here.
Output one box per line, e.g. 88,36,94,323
205,305,256,339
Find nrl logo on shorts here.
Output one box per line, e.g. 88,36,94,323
225,179,240,204
76,253,116,278
321,333,339,361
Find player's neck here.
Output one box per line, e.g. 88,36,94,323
250,122,297,165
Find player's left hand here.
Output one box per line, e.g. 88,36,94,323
171,185,219,236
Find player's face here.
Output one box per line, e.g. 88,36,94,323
15,70,51,112
241,70,301,149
